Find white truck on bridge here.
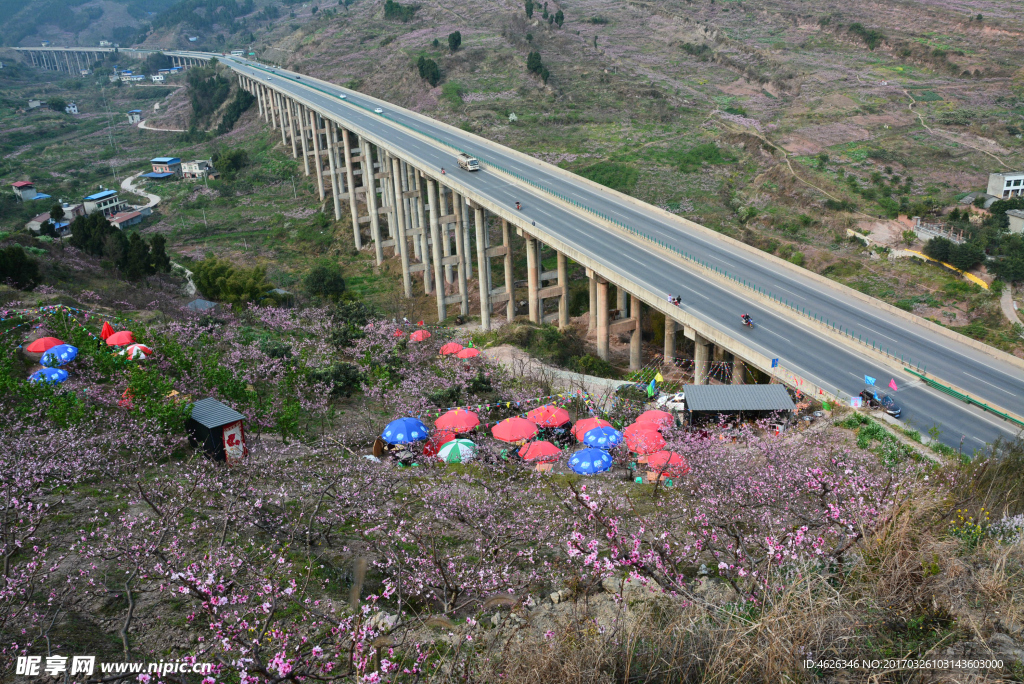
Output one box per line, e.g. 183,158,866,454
457,153,479,171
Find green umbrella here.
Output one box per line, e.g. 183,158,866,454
438,439,477,464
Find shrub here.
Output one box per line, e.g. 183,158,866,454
383,0,418,21
0,246,41,290
577,161,638,195
448,30,461,52
848,22,885,50
212,148,249,174
440,82,464,105
192,256,272,306
923,236,952,262
417,56,441,87
303,260,347,300
217,88,255,134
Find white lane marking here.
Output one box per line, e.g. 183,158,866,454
963,371,1017,396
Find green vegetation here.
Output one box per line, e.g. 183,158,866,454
577,161,638,195
187,67,231,124
0,245,41,289
303,260,347,301
216,88,255,135
417,56,441,87
383,0,418,21
67,214,169,281
448,30,462,52
526,51,550,83
191,256,272,306
848,22,885,50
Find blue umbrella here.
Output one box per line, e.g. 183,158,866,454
41,344,78,367
569,448,613,475
381,417,429,445
29,368,69,384
583,426,623,448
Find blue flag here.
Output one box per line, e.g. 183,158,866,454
771,358,779,368
865,375,876,386
647,378,656,397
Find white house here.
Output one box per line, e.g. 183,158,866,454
151,73,165,83
987,172,1024,200
79,69,91,76
127,110,142,124
64,102,78,114
27,99,42,109
182,159,216,179
1008,209,1024,235
99,40,112,47
188,36,199,42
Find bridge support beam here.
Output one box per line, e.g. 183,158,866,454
588,276,598,332
732,357,746,384
327,121,343,222
630,295,642,371
341,128,360,249
617,287,628,319
451,192,469,316
390,157,412,299
596,277,610,361
474,206,491,331
287,98,299,158
276,94,287,145
309,109,325,201
557,252,569,328
664,319,677,365
416,170,432,294
359,137,383,264
502,220,514,321
694,332,712,385
525,234,539,323
427,178,446,321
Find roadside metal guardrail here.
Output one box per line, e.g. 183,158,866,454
905,368,1024,429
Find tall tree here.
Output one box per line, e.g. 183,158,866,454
448,30,462,52
150,234,171,273
525,0,533,18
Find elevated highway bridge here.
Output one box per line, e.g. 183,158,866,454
13,47,1024,450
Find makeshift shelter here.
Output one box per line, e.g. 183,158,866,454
186,398,248,464
682,384,795,425
187,299,218,312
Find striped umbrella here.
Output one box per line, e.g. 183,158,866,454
438,439,477,464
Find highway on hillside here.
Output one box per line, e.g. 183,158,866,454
217,55,1022,450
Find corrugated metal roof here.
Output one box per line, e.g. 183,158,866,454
190,398,245,428
84,189,117,201
150,157,181,164
683,384,795,413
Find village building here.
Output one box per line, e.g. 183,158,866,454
12,181,44,201
64,102,78,114
1008,209,1024,235
151,73,164,83
987,172,1024,200
145,157,182,179
127,110,142,124
83,189,129,217
26,212,70,234
27,99,42,109
181,159,216,179
109,210,143,229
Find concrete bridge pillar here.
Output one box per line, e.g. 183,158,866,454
596,278,610,361
664,318,677,365
308,109,325,201
732,357,746,385
630,295,642,371
427,178,446,321
359,137,383,264
525,233,540,323
287,98,299,158
268,89,278,128
403,162,420,261
327,121,343,222
297,104,310,175
588,276,598,332
502,219,514,321
475,206,491,331
438,189,453,283
275,94,287,145
617,287,628,319
453,193,470,316
557,252,569,328
341,128,360,248
694,332,712,385
417,170,432,294
390,157,412,299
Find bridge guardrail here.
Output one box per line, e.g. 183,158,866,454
245,60,936,378
904,369,1024,429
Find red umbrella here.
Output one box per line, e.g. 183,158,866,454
25,337,64,353
105,330,136,346
624,422,664,437
626,429,666,454
100,321,114,340
647,451,690,476
409,330,431,342
423,431,457,460
393,329,406,338
571,417,612,440
526,404,570,427
519,440,561,462
492,417,538,443
637,410,674,428
435,409,480,432
440,342,464,355
456,347,481,359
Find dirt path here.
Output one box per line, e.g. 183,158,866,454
903,88,1011,170
1001,287,1022,328
138,119,186,133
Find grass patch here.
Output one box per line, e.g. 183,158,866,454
577,161,639,195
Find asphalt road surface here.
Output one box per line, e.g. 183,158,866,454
219,56,1022,451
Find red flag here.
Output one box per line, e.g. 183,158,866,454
100,321,114,340
889,378,898,391
417,320,424,326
